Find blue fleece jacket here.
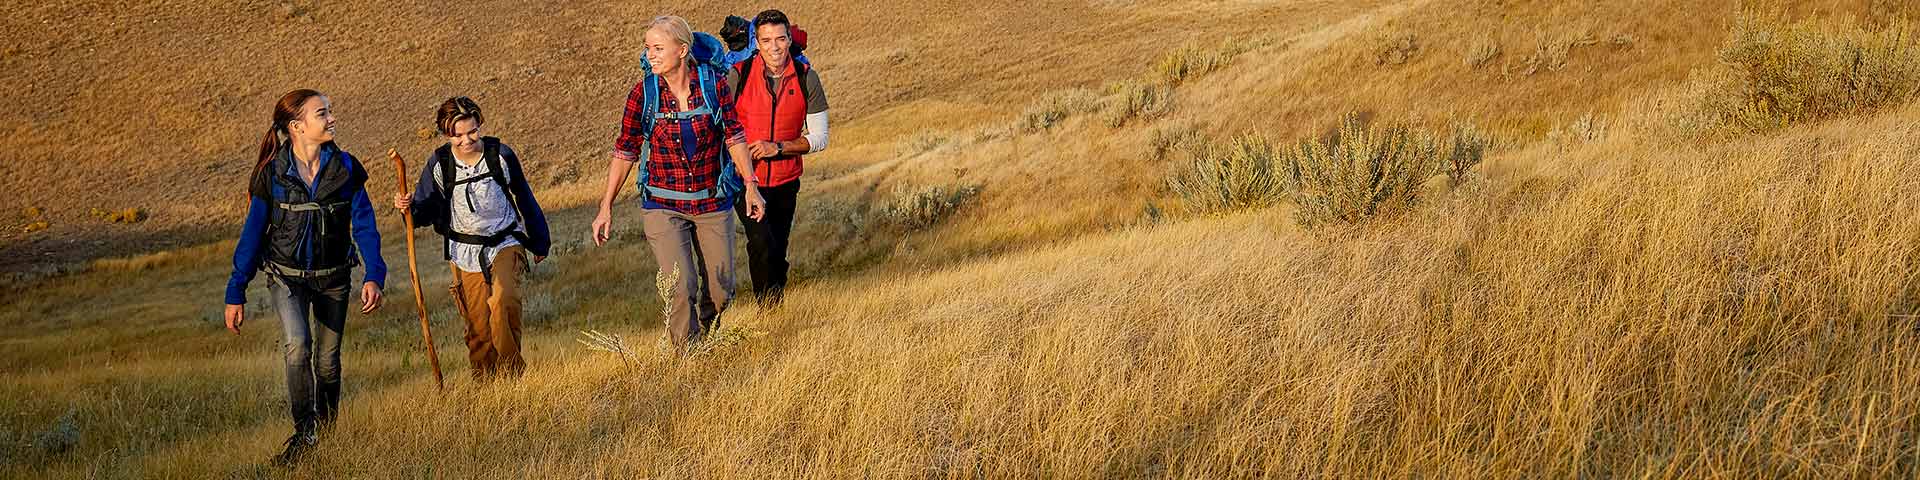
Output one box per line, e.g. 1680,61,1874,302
225,146,386,305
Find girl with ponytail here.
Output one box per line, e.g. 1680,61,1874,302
223,88,387,466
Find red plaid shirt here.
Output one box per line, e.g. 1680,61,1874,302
612,71,747,214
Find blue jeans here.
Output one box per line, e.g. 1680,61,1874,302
267,274,349,434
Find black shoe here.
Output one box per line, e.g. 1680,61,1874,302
271,432,317,467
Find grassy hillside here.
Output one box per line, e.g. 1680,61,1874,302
0,0,1379,275
6,0,1920,477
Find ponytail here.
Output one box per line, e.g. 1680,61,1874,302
253,126,281,176
252,89,324,195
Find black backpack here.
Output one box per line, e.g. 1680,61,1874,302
432,137,530,278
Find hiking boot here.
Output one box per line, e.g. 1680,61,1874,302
271,432,318,467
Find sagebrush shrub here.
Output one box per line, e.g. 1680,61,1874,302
1714,15,1920,131
1147,121,1206,161
1281,115,1442,226
1156,40,1247,84
1103,80,1174,128
1018,89,1104,132
1445,124,1491,187
1167,134,1286,214
878,184,983,230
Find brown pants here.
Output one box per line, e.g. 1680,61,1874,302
640,208,736,348
451,245,527,379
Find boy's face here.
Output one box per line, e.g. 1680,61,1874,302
447,118,482,155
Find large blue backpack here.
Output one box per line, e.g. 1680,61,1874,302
635,31,744,202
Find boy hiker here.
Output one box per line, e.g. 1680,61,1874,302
394,96,551,380
729,9,830,307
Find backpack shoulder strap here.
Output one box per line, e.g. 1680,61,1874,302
730,59,752,96
435,144,455,193
482,137,524,229
636,75,662,198
697,65,724,128
482,137,509,189
794,61,811,107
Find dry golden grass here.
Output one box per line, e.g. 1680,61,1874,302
7,1,1920,478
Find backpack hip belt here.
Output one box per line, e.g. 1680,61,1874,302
445,228,528,284
263,259,354,280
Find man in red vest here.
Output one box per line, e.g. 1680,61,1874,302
730,9,829,307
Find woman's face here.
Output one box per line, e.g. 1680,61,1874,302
446,118,482,155
288,96,336,145
644,29,687,76
756,24,791,68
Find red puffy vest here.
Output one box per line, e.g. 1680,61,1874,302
733,56,809,187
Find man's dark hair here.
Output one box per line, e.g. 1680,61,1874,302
752,10,803,57
752,10,791,36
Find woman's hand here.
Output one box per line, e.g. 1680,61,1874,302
392,192,411,211
359,281,383,315
743,187,767,221
224,304,245,335
591,208,615,246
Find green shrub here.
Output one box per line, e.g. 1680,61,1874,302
1167,134,1286,214
1444,124,1491,187
1018,89,1104,132
878,183,983,231
1714,15,1920,131
1147,121,1206,161
1103,80,1174,128
1281,115,1442,226
1157,41,1236,84
1465,35,1501,69
89,207,146,224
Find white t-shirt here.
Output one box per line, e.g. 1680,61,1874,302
442,154,521,273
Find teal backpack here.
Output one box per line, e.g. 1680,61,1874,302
635,31,744,201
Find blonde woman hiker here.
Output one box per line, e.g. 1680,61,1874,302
222,88,386,466
592,15,766,351
393,96,552,380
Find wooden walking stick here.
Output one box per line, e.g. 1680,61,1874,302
390,149,445,392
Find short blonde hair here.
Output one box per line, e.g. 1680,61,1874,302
647,15,694,60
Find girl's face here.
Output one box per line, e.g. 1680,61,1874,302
446,118,483,155
288,96,336,145
644,29,688,76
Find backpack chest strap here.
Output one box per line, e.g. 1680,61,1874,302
276,201,347,212
655,106,715,121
